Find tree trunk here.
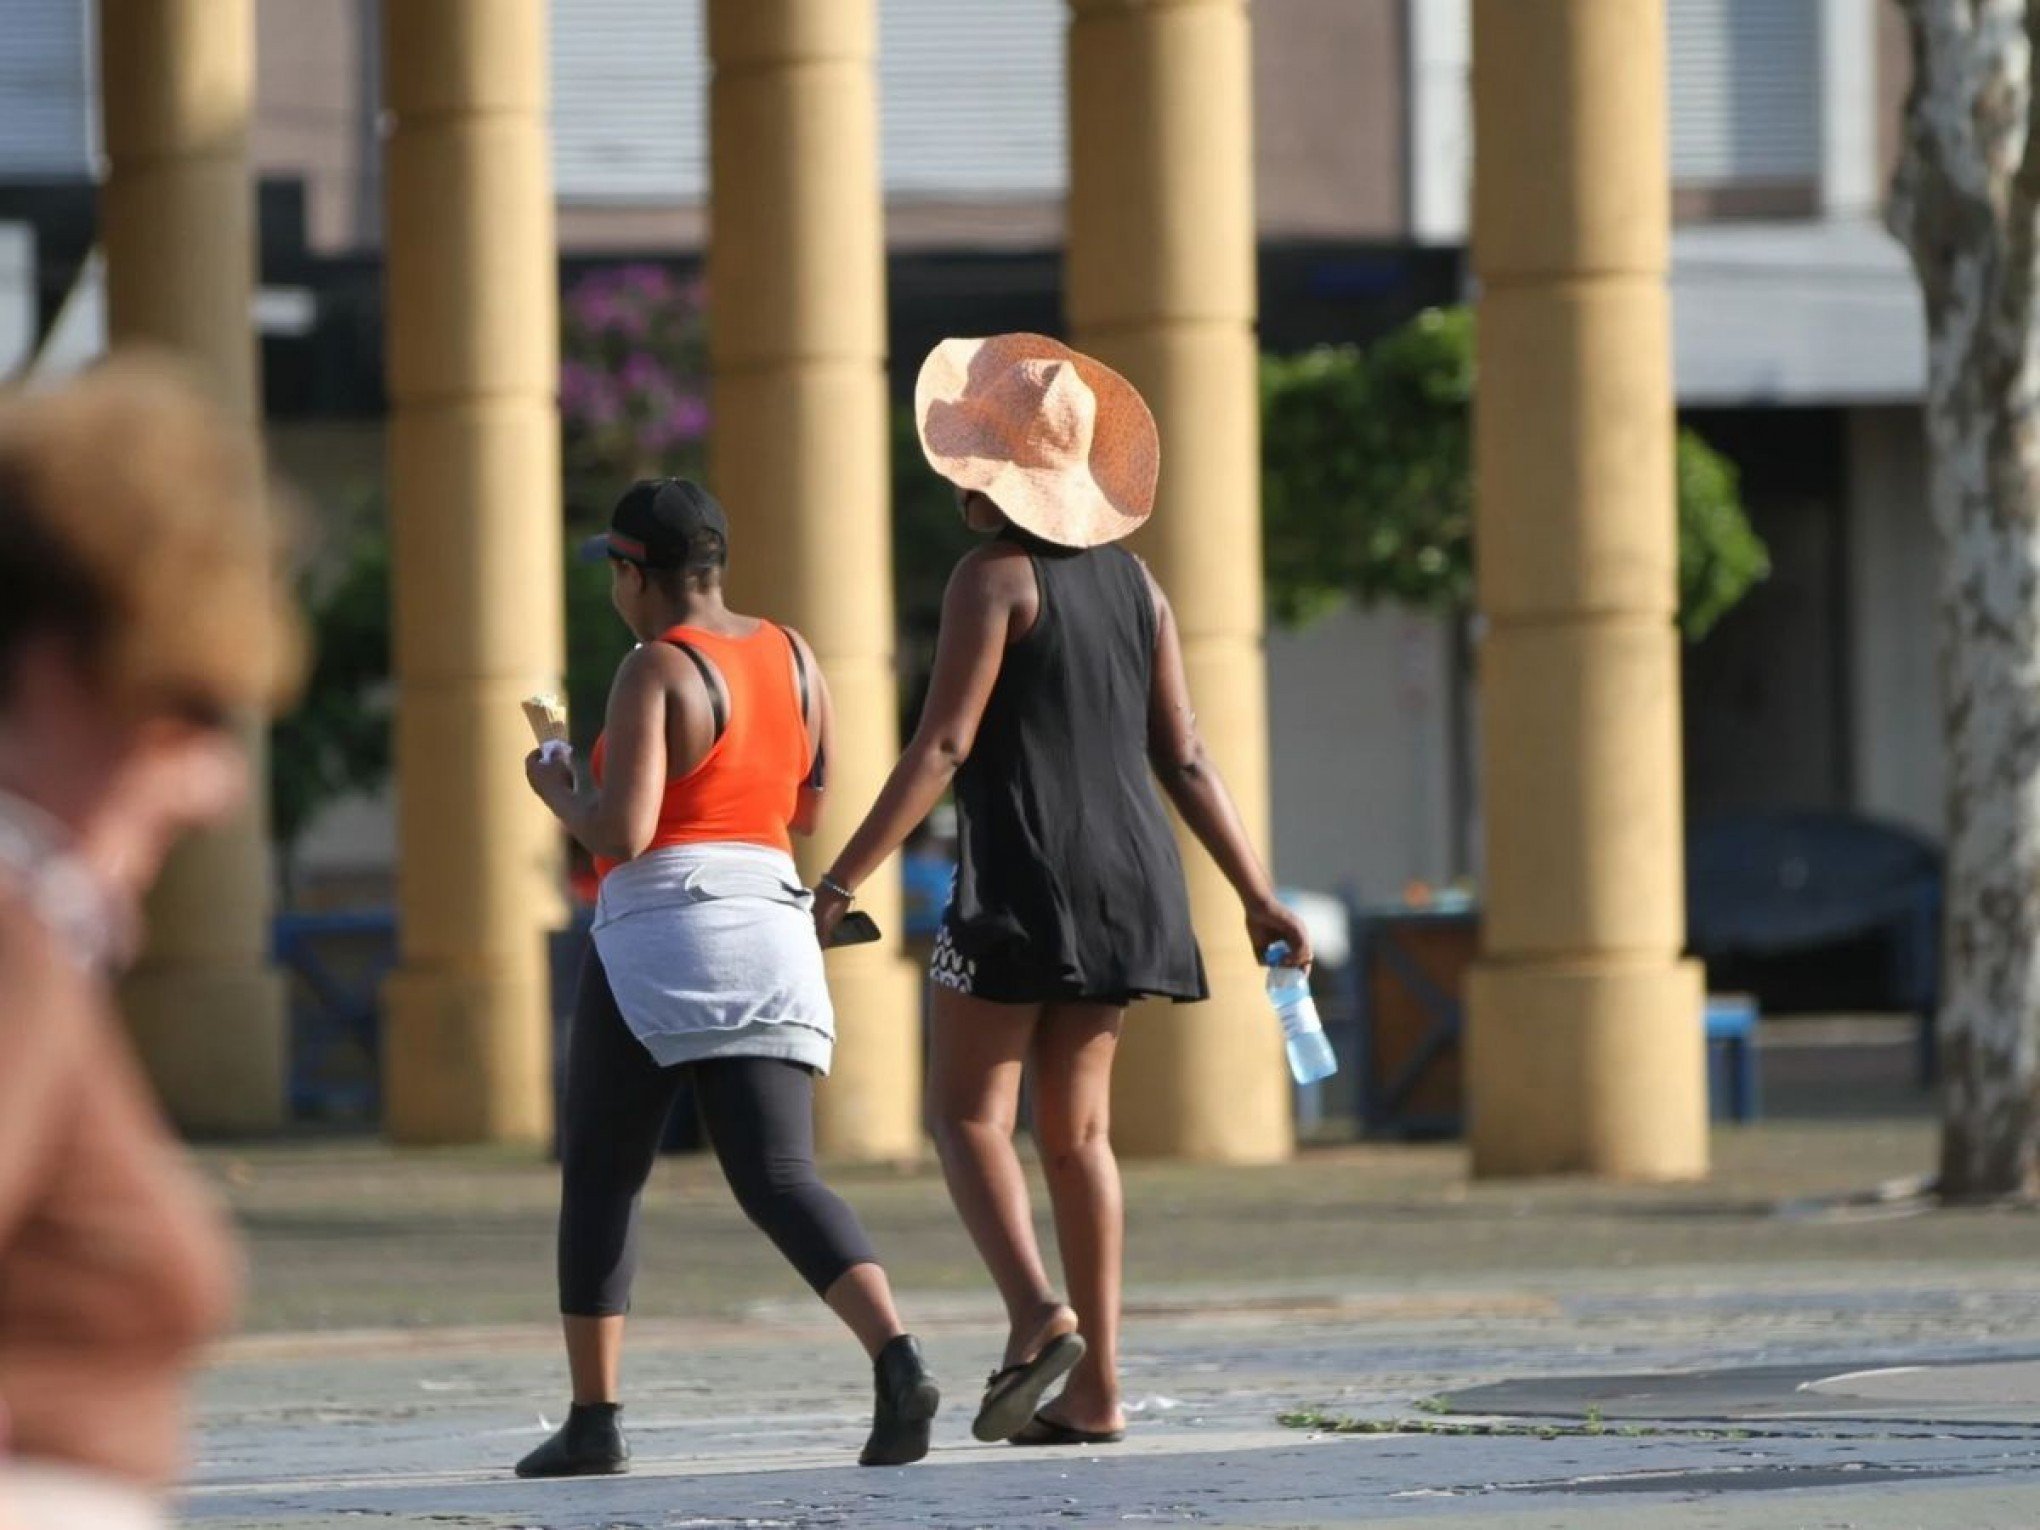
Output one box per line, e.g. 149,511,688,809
1927,394,2040,1199
1892,0,2040,1200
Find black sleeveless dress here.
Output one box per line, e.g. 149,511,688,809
930,537,1208,1006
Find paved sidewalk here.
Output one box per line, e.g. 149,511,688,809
182,1118,2040,1527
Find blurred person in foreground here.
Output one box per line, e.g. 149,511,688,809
813,336,1311,1447
0,358,303,1530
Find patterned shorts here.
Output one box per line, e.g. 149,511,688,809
929,921,987,997
929,921,1134,1008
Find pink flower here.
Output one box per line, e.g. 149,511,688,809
619,352,665,393
619,263,676,302
570,291,617,333
583,386,622,428
565,367,623,429
559,360,599,412
668,395,710,441
562,265,708,468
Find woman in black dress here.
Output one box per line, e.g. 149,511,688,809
814,334,1311,1446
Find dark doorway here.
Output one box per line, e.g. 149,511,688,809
1681,407,1851,817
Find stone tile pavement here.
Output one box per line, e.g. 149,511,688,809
177,1119,2040,1527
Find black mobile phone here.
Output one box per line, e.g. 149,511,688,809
826,910,883,948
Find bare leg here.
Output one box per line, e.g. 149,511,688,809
1029,1002,1127,1434
928,987,1077,1364
824,1261,909,1359
563,1314,625,1405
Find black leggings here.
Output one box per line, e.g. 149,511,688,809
557,950,878,1316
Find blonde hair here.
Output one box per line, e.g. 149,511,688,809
0,352,306,718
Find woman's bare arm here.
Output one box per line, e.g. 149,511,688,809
815,545,1033,922
526,645,678,864
786,626,832,839
1142,564,1314,966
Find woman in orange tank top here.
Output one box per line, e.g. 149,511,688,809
521,479,938,1474
583,613,812,876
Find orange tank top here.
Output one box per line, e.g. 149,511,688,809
590,623,811,877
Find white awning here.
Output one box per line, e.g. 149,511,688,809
1672,219,1927,407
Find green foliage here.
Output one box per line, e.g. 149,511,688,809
1676,428,1768,641
565,554,634,751
277,300,1765,866
559,264,710,508
560,263,713,744
269,265,712,870
266,506,626,887
1260,306,1769,640
1262,310,1475,627
1274,1408,1676,1441
268,513,391,883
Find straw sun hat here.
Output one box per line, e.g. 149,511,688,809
914,333,1159,549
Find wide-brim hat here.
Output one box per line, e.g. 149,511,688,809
914,333,1159,549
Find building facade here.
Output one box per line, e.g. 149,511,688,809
0,0,1930,1164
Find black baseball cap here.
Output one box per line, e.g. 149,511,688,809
578,478,729,568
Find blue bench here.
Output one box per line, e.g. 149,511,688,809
1349,905,1764,1135
272,907,397,1118
1688,811,1939,1085
1705,994,1759,1123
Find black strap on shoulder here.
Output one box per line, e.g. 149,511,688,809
777,623,812,719
660,638,728,743
776,623,826,791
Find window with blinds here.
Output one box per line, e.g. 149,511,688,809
550,0,708,203
0,0,93,178
549,0,1065,204
877,0,1063,196
1668,0,1821,186
1410,0,1827,242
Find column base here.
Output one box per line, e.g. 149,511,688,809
122,964,286,1136
382,965,552,1147
1113,958,1293,1163
813,951,925,1164
1466,957,1708,1180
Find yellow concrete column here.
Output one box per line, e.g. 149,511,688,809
1466,0,1708,1179
100,0,286,1133
379,0,564,1145
707,0,922,1161
1067,0,1289,1162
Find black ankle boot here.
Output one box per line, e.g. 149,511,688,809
860,1335,940,1467
514,1401,630,1478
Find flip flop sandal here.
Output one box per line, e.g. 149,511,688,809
970,1331,1087,1443
1010,1410,1127,1447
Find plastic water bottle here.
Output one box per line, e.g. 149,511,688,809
1266,942,1337,1085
